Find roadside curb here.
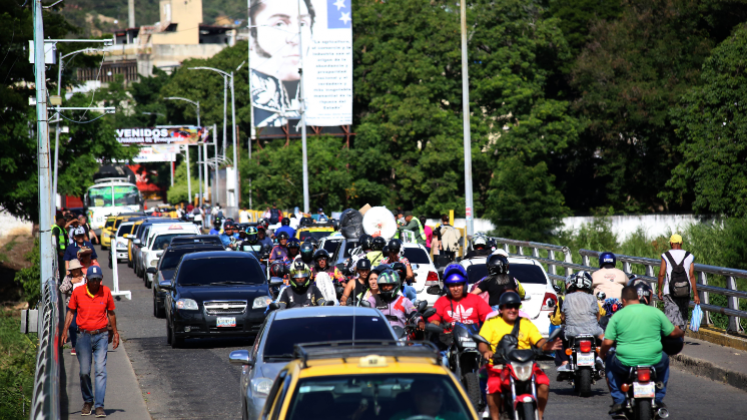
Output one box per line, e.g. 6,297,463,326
670,353,747,393
686,326,747,352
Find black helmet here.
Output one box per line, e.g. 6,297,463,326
281,218,290,226
356,258,372,271
661,336,684,356
287,238,301,249
300,242,314,263
313,249,330,262
269,261,288,278
387,239,402,254
276,231,290,241
360,235,373,251
213,216,222,227
498,291,521,308
487,254,509,276
372,236,386,251
303,237,319,250
331,219,340,230
260,244,273,259
634,281,653,305
391,262,408,287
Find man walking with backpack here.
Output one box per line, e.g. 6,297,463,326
657,234,700,330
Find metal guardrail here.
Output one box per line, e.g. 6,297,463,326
29,276,61,420
490,237,746,333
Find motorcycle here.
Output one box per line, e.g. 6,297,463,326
560,334,604,396
473,328,562,420
612,364,669,420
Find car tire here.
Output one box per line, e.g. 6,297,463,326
241,398,249,420
170,323,183,348
153,296,164,318
166,322,172,345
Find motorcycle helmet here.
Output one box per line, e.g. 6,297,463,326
260,244,273,260
300,242,314,264
213,217,223,228
331,219,340,231
287,238,301,253
443,263,467,279
487,254,509,276
661,336,684,356
269,261,288,279
599,252,616,268
281,218,291,226
387,239,402,255
498,291,522,308
390,262,408,288
276,231,290,241
289,261,312,291
359,235,373,251
356,257,372,271
634,281,653,305
245,226,259,244
372,236,386,251
313,249,330,263
303,237,319,250
377,270,401,302
487,237,497,251
473,235,488,249
567,271,593,292
443,272,468,297
603,298,623,315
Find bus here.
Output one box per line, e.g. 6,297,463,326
85,177,143,230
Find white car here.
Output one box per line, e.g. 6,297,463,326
114,222,135,262
140,223,201,286
400,243,442,307
460,255,558,337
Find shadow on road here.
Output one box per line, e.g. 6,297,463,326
126,335,256,350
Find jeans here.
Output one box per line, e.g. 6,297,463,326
606,352,669,405
77,331,109,408
403,285,417,301
67,308,78,348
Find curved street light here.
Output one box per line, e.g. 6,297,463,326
164,96,202,206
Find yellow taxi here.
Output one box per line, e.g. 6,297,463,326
127,219,146,266
248,342,478,420
295,223,335,242
100,216,117,249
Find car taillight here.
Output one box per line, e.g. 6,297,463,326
579,340,592,353
425,271,439,285
637,368,651,383
541,292,557,311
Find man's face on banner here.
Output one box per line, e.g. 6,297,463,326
251,0,314,82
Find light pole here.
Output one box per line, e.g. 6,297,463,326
460,0,474,237
164,96,201,206
297,0,310,214
189,63,244,210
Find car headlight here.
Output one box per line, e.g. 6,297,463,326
252,296,269,309
176,299,199,310
251,378,274,397
512,362,534,381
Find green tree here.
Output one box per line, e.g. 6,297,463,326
666,23,747,216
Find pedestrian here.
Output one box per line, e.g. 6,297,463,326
657,234,700,330
435,215,461,262
66,214,80,245
59,259,87,356
53,213,69,281
64,227,98,271
78,214,99,245
420,216,433,254
61,265,119,418
398,211,426,245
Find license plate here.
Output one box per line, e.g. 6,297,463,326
577,352,595,366
217,317,236,328
461,341,477,348
633,382,655,398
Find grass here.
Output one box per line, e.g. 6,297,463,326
0,310,37,420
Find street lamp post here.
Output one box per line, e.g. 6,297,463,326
164,96,200,206
460,0,474,237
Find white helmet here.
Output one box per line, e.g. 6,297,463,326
492,248,509,258
566,271,593,292
473,235,488,247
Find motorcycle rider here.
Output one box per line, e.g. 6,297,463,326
311,249,345,283
276,261,326,308
478,292,562,420
209,217,222,235
340,258,372,306
391,262,418,302
274,217,296,239
591,252,628,300
367,270,417,329
269,231,290,263
428,265,492,327
219,222,237,249
299,241,314,264
256,225,274,248
366,236,387,266
380,239,414,284
600,285,684,416
464,234,491,259
556,271,605,374
471,254,525,309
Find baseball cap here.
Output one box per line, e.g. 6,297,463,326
73,226,86,236
357,258,372,271
669,234,683,244
87,265,103,279
77,246,93,257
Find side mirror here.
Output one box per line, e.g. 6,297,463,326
229,350,253,366
392,326,406,339
268,302,280,311
425,323,445,334
547,327,563,343
269,277,284,286
133,239,141,245
416,300,428,313
426,285,442,295
147,267,157,274
422,308,437,319
411,263,420,271
472,334,490,346
160,282,172,290
359,300,372,308
123,234,130,238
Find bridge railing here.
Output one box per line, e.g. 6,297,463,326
29,276,61,420
488,237,746,333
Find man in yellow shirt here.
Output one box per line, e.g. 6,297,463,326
477,292,561,420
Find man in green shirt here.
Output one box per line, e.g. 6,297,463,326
600,286,684,415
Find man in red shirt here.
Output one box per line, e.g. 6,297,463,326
62,265,119,417
429,268,493,327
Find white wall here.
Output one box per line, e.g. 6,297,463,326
0,209,33,239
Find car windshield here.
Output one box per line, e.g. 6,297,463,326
116,224,133,237
170,237,223,246
263,317,393,359
285,374,472,420
152,234,190,250
160,248,213,271
87,186,112,207
403,248,431,264
104,219,115,229
113,185,140,206
322,240,340,256
467,263,547,285
176,257,266,285
298,230,332,241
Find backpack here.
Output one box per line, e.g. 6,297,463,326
440,225,461,252
270,208,280,224
665,251,691,299
493,317,523,364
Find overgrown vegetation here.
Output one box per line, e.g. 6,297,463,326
13,239,41,307
0,310,37,420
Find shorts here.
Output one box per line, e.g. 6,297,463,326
486,364,549,394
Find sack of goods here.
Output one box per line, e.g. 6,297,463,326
362,207,397,240
339,208,363,239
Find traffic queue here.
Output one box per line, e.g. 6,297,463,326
100,205,685,420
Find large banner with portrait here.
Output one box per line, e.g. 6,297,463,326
115,126,210,162
249,0,353,129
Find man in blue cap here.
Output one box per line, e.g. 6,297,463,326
62,265,119,417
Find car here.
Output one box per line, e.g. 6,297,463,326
316,236,359,269
100,216,116,249
127,219,147,267
169,235,224,247
163,251,270,348
113,222,135,263
229,306,399,420
231,341,479,420
295,223,335,242
459,255,558,337
401,243,442,307
132,218,175,277
140,223,201,285
149,243,225,317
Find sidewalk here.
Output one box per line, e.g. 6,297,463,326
61,339,151,420
672,336,747,392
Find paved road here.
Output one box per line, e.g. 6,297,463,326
95,244,747,420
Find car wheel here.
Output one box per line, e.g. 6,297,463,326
241,397,248,420
166,321,172,345
127,259,132,268
146,277,152,289
170,324,183,349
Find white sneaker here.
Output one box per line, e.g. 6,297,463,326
556,364,572,372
